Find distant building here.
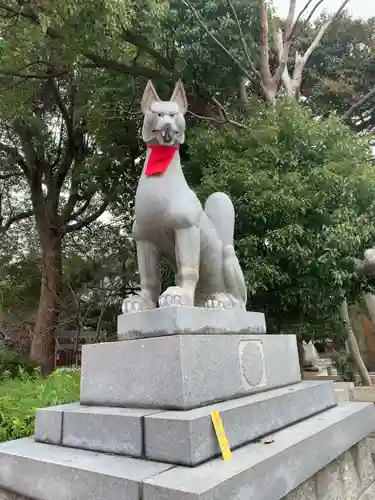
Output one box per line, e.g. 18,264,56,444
55,329,107,367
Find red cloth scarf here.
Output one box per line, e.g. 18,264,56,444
145,145,180,176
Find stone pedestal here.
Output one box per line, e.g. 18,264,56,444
117,306,266,339
80,333,300,409
1,307,375,500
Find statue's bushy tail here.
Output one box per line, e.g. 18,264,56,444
204,193,247,306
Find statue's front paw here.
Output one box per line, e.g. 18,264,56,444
205,293,245,310
158,286,194,308
122,293,156,314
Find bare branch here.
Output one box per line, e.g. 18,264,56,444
68,197,93,221
0,142,29,177
84,53,163,80
64,197,110,234
0,209,34,233
285,0,297,35
287,0,351,97
290,0,325,41
291,0,315,31
226,0,259,76
49,77,74,141
188,109,247,129
122,31,174,71
259,0,271,82
299,0,350,52
181,0,253,80
0,69,68,79
0,171,22,180
344,87,375,120
302,20,330,63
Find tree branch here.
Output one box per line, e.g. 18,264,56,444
64,197,110,234
0,2,166,82
344,87,375,120
0,208,34,233
0,171,22,180
67,196,93,222
49,77,74,141
285,0,297,36
0,142,29,177
287,0,351,98
121,31,174,71
259,0,271,80
181,0,253,81
289,0,325,41
259,0,279,101
226,0,259,76
84,53,163,80
189,96,248,129
0,69,68,80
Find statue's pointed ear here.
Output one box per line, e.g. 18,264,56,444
171,80,187,115
141,81,160,113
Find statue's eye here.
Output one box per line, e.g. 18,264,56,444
169,113,176,117
158,112,163,117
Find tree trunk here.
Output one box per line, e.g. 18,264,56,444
296,340,305,376
30,232,62,375
340,299,372,386
363,292,375,327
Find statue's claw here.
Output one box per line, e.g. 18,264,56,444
122,293,156,314
204,293,245,310
158,286,194,308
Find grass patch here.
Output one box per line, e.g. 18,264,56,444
0,368,80,442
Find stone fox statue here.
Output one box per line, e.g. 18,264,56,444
122,80,247,313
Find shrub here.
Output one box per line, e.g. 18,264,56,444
0,347,36,382
0,369,80,442
187,98,375,335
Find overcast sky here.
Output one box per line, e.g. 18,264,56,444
273,0,375,19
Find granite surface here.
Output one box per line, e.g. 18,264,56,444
1,411,375,500
145,380,337,465
80,334,300,409
283,438,375,500
118,306,266,339
143,403,375,500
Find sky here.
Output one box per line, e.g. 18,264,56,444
273,0,375,19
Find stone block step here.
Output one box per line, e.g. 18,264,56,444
2,403,375,500
80,334,300,409
35,404,160,457
143,403,375,500
0,438,172,500
144,380,337,465
117,306,266,340
35,381,336,465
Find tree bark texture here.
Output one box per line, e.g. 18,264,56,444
340,299,372,386
30,233,62,375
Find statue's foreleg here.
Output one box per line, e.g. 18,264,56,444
122,239,160,313
159,224,200,307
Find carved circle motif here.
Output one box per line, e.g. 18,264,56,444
240,342,264,387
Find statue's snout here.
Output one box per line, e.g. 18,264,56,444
161,123,174,143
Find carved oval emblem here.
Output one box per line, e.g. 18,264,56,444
240,341,265,387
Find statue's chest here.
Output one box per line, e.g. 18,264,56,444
135,175,179,225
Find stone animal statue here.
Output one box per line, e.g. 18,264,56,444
122,80,247,313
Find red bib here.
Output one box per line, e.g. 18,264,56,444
145,145,180,176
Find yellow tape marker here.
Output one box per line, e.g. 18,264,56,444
210,410,232,461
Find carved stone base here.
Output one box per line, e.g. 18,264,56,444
35,381,337,466
1,404,375,500
80,334,300,409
